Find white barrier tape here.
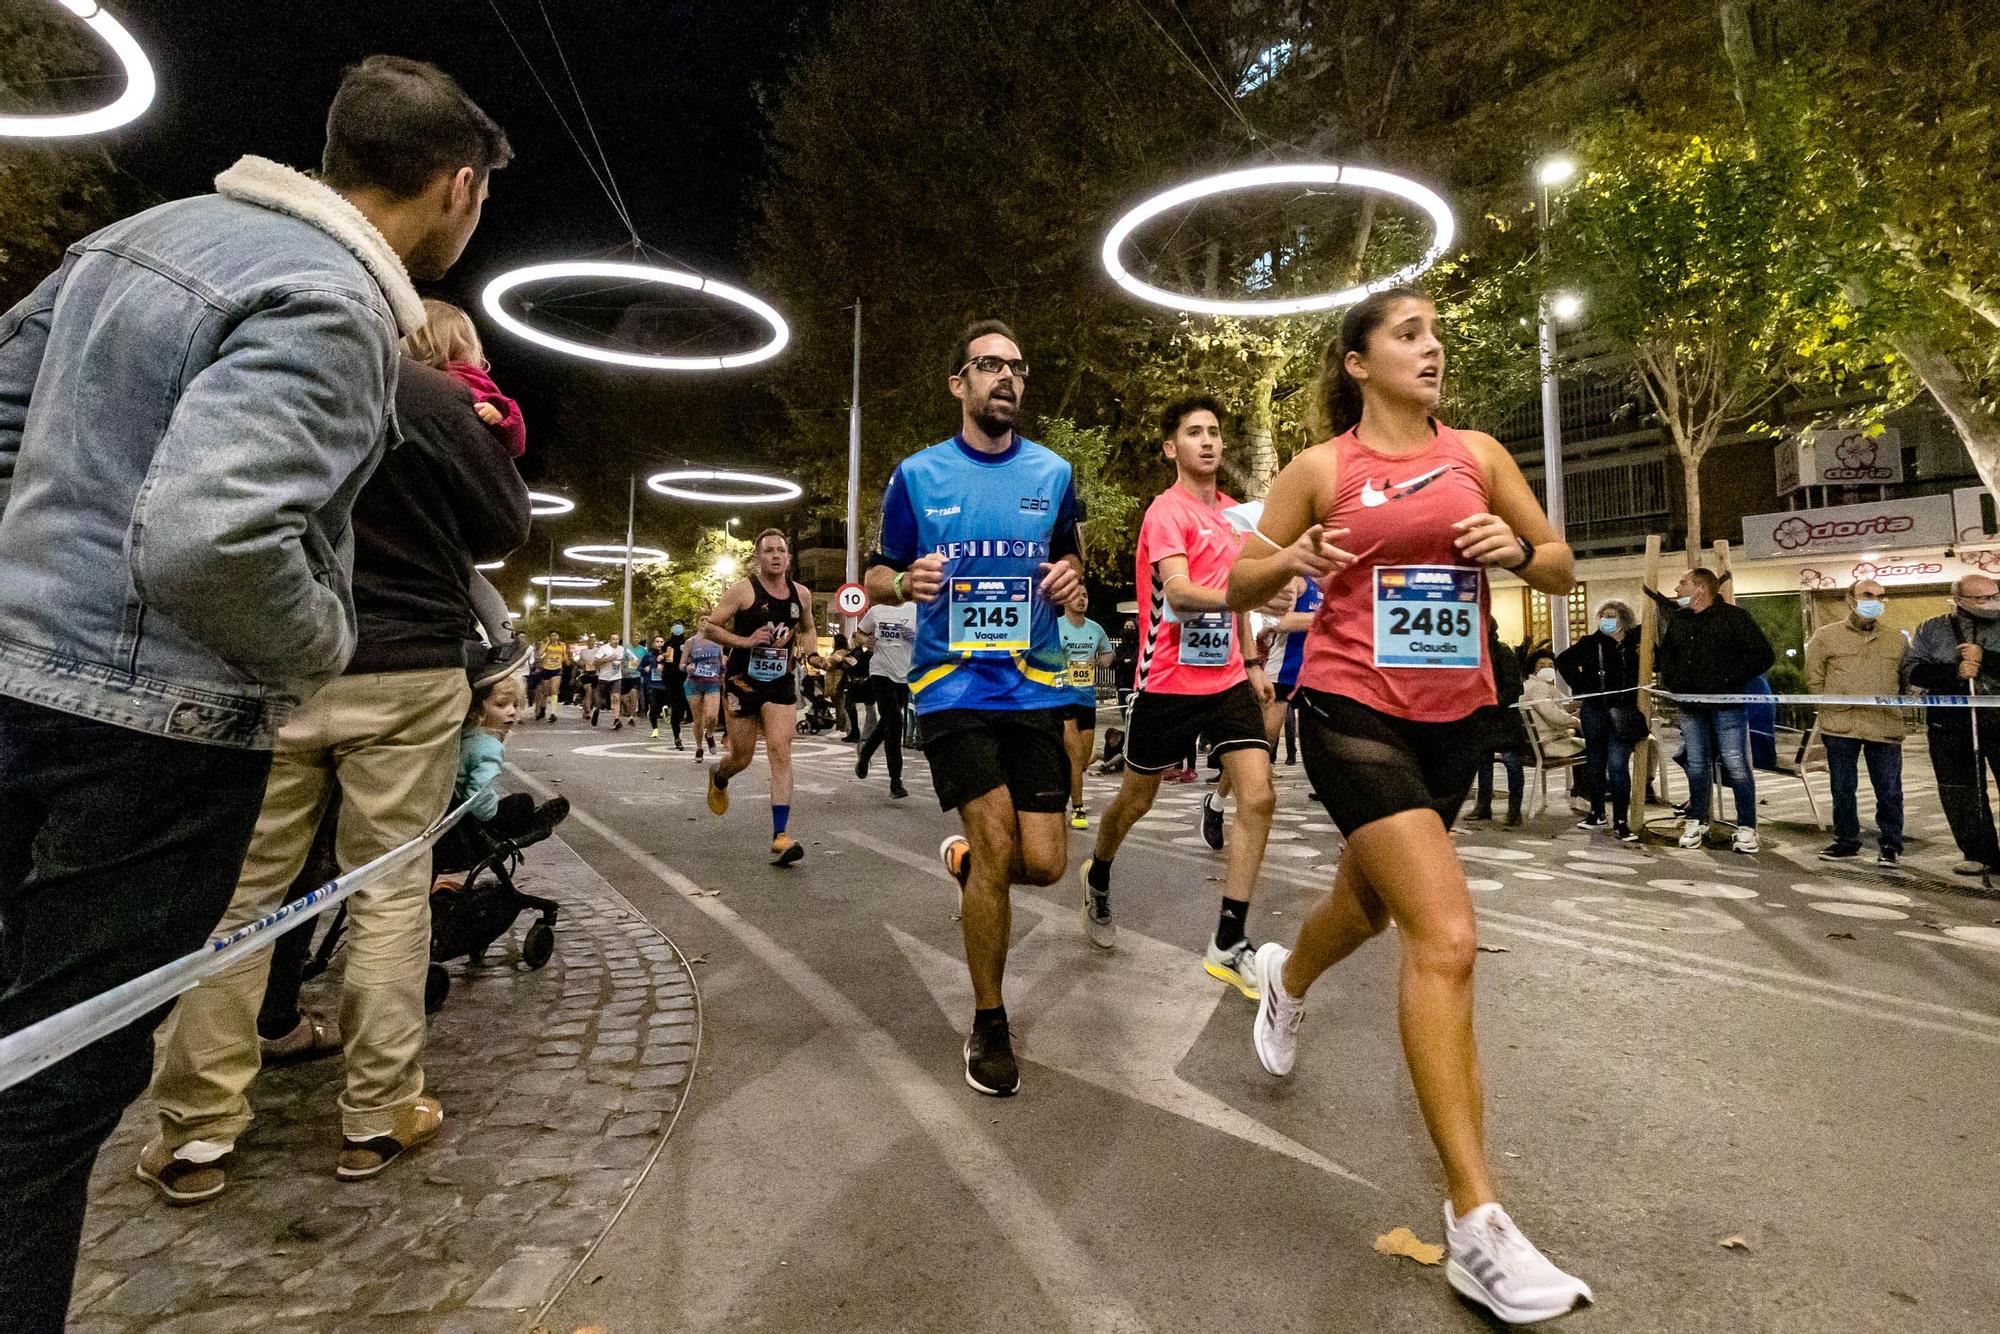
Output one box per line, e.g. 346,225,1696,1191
0,787,484,1095
1510,685,1998,709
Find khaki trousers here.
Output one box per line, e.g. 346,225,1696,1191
151,667,468,1145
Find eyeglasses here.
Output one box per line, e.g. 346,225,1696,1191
956,355,1029,378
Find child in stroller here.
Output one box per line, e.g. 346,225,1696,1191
425,674,569,1010
796,652,839,734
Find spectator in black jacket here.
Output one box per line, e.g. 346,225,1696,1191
1903,575,2000,874
1470,618,1528,825
1557,599,1643,840
1646,568,1774,852
141,357,529,1204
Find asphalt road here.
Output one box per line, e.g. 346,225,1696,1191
510,708,2000,1333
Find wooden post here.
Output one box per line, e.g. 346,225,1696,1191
1632,533,1664,835
1711,538,1735,603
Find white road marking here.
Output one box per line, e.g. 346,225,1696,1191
506,766,1156,1334
841,830,1379,1192
1120,830,2000,1047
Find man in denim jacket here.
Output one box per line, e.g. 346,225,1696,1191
0,56,508,1329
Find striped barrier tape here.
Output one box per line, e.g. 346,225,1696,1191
0,787,484,1095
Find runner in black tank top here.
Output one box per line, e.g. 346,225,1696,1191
704,530,817,867
726,575,805,697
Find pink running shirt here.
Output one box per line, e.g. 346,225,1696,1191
1298,423,1496,722
1134,482,1246,695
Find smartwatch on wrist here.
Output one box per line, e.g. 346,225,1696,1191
1510,536,1535,571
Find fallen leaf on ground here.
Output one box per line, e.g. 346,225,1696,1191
686,954,709,965
1373,1227,1444,1266
1476,944,1510,954
1719,1235,1750,1251
1825,931,1856,940
691,889,721,897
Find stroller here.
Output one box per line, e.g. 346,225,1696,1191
796,669,839,734
305,794,569,1015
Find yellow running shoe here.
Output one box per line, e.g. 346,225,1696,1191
771,833,804,867
1203,937,1260,1000
1069,805,1089,830
706,764,729,816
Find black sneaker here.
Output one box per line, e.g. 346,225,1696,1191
963,1021,1019,1096
471,637,532,690
1467,808,1493,822
1876,849,1899,867
1818,843,1861,861
855,752,870,780
1200,792,1225,850
890,779,909,799
1614,822,1639,843
1576,814,1607,830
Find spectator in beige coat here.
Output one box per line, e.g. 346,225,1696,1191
1805,579,1907,865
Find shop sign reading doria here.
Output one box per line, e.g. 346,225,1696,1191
1775,427,1903,494
1743,493,1953,560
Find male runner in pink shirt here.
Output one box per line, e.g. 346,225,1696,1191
1078,396,1278,996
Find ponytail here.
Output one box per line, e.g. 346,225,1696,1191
1314,285,1428,438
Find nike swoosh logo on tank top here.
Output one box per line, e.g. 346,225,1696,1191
1359,464,1452,508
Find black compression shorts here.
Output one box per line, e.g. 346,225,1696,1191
1297,689,1484,836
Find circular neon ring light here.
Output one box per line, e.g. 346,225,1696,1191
548,596,614,608
530,574,605,589
473,560,505,571
1101,164,1456,318
527,490,576,517
564,543,669,566
0,2,157,139
645,468,802,505
482,261,790,371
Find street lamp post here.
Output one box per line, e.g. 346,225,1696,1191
1536,156,1577,653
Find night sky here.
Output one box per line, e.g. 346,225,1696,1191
81,1,834,594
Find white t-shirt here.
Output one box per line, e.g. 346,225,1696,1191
594,644,624,682
859,602,919,684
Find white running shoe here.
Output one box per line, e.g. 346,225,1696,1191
1445,1200,1593,1324
1078,858,1115,950
1676,819,1710,849
1732,825,1759,854
1251,942,1303,1076
1202,936,1259,999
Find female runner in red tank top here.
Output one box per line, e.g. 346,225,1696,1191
1227,288,1593,1325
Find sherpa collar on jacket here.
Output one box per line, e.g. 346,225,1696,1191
213,155,425,335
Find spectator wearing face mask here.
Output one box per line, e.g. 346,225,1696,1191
1558,600,1645,841
1521,650,1585,759
1905,574,2000,875
1805,579,1908,866
1648,568,1774,852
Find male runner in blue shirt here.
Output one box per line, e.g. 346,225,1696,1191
865,320,1084,1097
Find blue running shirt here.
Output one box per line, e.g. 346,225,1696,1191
1274,578,1324,688
871,434,1083,714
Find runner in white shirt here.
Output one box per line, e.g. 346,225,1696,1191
855,600,919,798
591,636,624,729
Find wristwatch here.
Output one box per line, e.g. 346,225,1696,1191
1509,536,1535,571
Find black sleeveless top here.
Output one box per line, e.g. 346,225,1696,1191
728,576,804,684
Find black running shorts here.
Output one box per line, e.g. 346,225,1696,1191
726,671,798,717
1123,680,1270,775
1297,689,1484,836
919,708,1069,814
1061,703,1097,732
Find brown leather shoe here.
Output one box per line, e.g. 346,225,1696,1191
335,1096,443,1181
259,1009,342,1066
136,1136,231,1205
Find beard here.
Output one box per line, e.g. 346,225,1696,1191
972,393,1017,438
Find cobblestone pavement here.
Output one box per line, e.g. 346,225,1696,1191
71,833,698,1333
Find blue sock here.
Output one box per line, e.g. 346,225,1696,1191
772,804,790,838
